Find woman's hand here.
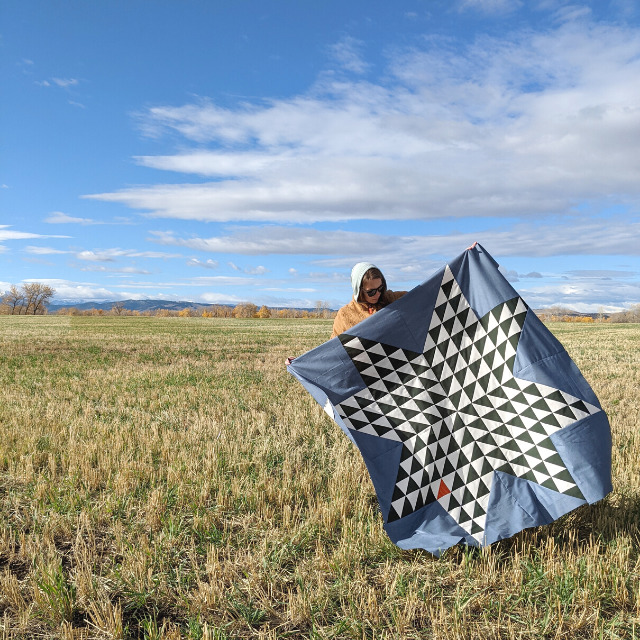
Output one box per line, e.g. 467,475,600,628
466,241,478,250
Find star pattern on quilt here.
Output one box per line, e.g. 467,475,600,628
335,266,600,542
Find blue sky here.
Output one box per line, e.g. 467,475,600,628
1,0,639,311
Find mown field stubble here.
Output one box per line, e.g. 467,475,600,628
0,316,638,640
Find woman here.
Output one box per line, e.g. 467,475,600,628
330,262,406,338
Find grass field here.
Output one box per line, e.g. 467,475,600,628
0,316,638,639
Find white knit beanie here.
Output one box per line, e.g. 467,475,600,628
351,262,377,301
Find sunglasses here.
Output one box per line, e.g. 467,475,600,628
363,285,385,297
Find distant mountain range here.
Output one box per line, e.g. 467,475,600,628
46,299,230,312
45,299,609,319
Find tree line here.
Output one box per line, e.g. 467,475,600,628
0,285,335,319
57,302,337,319
3,283,638,322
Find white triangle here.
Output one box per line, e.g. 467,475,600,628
359,365,382,380
382,370,403,385
448,375,462,394
357,424,383,437
551,477,578,494
342,337,363,350
391,498,406,518
435,288,449,308
507,317,522,338
395,477,410,495
450,316,465,336
406,489,421,509
367,342,388,357
445,339,460,359
352,350,373,365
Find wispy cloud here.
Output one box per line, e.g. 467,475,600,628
52,77,79,88
518,280,640,312
24,246,71,255
187,258,219,269
150,217,640,260
0,226,70,242
45,211,102,225
500,269,544,282
458,0,523,14
86,21,640,228
149,228,388,255
21,279,119,301
36,77,80,89
245,265,268,275
76,248,183,262
79,265,152,274
566,269,638,278
45,211,133,225
328,36,370,74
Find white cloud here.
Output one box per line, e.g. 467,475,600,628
0,226,70,242
566,269,637,278
76,248,183,262
458,0,522,14
552,4,592,23
264,287,316,292
200,292,245,304
187,258,219,269
51,77,79,88
328,36,370,74
45,211,130,225
150,228,390,255
22,279,118,301
86,21,640,226
190,276,256,286
79,265,152,274
45,211,96,225
245,265,268,275
518,279,640,312
107,276,256,289
150,217,640,261
25,246,71,255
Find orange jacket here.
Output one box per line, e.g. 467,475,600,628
330,290,406,339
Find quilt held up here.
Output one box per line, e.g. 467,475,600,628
288,245,612,555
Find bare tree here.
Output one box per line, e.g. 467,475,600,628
22,283,56,315
1,285,26,314
111,301,126,316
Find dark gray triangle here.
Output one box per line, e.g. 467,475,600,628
470,521,484,535
473,501,487,518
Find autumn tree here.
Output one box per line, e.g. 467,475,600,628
233,303,258,318
257,305,271,318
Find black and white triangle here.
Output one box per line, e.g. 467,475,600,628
335,266,600,542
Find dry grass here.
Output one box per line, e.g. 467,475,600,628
0,316,638,639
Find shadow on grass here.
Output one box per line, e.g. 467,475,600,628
438,491,640,565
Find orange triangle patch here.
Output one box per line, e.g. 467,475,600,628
437,480,451,499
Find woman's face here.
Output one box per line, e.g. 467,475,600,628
362,277,383,303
